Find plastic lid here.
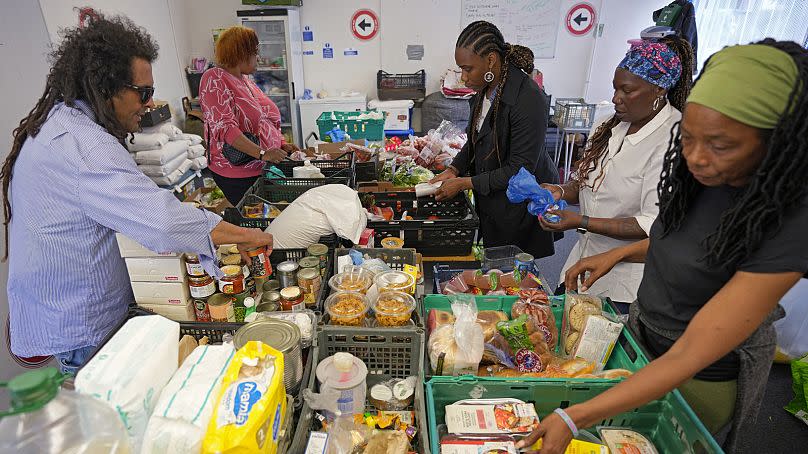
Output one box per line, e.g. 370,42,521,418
234,319,301,352
374,271,414,291
7,367,63,413
316,352,368,390
333,352,354,372
244,297,255,308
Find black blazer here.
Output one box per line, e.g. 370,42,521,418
450,64,559,258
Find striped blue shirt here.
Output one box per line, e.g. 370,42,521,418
8,101,222,357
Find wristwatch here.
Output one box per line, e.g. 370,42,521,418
258,149,267,160
577,215,590,234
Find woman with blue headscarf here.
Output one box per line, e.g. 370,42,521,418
540,36,694,310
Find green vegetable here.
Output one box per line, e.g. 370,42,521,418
382,159,435,187
208,187,225,201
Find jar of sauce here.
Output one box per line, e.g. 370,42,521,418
280,286,305,311
219,265,245,294
188,273,216,298
185,254,205,277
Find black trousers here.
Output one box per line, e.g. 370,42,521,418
211,171,259,206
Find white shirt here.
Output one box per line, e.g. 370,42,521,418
477,95,492,132
560,102,682,302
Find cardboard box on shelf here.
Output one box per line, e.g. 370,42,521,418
131,281,190,306
116,233,180,258
138,300,196,322
125,256,186,282
184,187,232,215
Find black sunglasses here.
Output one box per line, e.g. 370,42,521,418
124,83,155,104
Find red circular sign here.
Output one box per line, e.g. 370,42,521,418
566,3,596,36
351,9,379,41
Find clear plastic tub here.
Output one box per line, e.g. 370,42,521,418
374,270,415,294
328,267,373,294
324,291,370,326
373,291,416,327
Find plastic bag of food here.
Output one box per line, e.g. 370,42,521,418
481,333,516,368
512,290,557,349
324,415,373,454
561,294,603,357
477,310,509,340
428,295,484,375
202,341,287,454
427,309,455,334
496,315,552,372
364,430,411,454
506,167,568,220
785,354,808,425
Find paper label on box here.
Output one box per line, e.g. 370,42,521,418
574,315,622,372
305,431,328,454
445,403,539,434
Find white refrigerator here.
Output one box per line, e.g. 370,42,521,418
298,95,367,147
238,8,305,146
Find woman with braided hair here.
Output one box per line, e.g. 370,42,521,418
539,36,693,309
519,40,808,454
431,20,559,258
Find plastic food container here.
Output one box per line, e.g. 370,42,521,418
325,291,369,326
373,291,416,327
328,268,373,294
374,270,415,294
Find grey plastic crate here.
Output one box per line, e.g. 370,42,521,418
553,97,596,130
287,326,430,453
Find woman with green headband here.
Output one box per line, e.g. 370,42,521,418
519,39,808,454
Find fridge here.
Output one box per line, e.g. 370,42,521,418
298,95,367,147
237,8,305,146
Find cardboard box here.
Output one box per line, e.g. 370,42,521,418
131,281,190,306
357,181,415,193
125,256,186,282
445,402,539,434
116,233,179,258
368,100,413,131
138,301,195,322
184,187,232,215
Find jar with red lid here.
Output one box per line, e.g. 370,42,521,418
280,286,305,311
188,273,216,298
219,265,245,294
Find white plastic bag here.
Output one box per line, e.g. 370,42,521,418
775,279,808,359
133,141,189,166
266,184,367,248
141,123,183,140
187,144,206,159
190,156,208,171
128,132,170,152
141,345,234,454
428,294,484,375
139,152,188,177
182,133,204,145
150,169,184,186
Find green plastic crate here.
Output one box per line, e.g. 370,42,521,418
422,294,649,382
426,378,723,454
317,110,385,141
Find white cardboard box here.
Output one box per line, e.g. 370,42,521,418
368,99,413,131
131,281,190,306
139,301,195,322
125,256,186,282
116,233,180,258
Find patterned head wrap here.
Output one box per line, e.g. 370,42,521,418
618,40,682,91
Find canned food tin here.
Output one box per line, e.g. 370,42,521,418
234,319,303,392
307,243,329,276
246,246,272,278
297,268,322,308
219,265,245,294
245,276,257,297
514,253,535,277
188,274,216,298
263,279,281,293
298,256,321,273
185,254,205,277
256,301,279,313
232,290,251,323
280,286,305,311
193,298,211,322
207,293,235,322
276,261,300,289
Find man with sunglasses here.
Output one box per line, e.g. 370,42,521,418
2,15,275,374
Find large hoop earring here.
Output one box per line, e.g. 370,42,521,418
652,95,664,111
484,71,495,83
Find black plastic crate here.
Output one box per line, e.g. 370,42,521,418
266,164,354,187
270,151,354,177
361,191,479,256
432,264,553,296
354,157,379,183
377,69,426,100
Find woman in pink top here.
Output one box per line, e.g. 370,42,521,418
199,26,298,205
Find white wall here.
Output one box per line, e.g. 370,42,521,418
0,0,53,382
38,0,190,123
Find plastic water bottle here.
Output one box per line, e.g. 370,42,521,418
0,367,131,454
316,352,368,418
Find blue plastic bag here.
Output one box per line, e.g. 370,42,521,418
326,127,348,143
506,167,568,222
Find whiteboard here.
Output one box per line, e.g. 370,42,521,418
462,0,562,59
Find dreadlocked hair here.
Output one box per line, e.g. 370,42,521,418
574,36,694,188
1,14,158,260
657,39,808,267
456,20,534,164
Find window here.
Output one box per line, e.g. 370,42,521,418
693,0,808,71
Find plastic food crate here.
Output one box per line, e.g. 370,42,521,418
553,97,596,130
268,151,355,180
85,306,317,402
287,326,431,454
421,294,649,382
377,69,426,101
317,111,385,141
354,156,379,183
362,191,479,256
426,379,722,454
268,248,334,312
432,264,553,296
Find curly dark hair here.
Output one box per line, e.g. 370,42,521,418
574,36,694,188
456,20,535,164
1,13,158,260
657,39,808,266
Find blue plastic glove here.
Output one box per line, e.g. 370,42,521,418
506,167,568,222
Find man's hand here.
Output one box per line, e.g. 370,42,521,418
235,229,274,264
434,177,471,201
515,412,574,454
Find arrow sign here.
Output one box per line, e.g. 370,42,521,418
566,3,596,36
351,9,379,41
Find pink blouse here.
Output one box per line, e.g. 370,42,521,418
199,67,285,178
